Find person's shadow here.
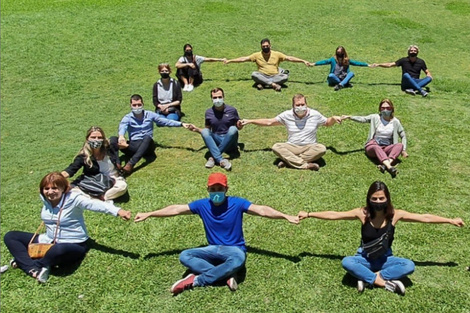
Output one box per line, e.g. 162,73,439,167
52,238,140,277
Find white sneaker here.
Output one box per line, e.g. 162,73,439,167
0,265,9,274
183,85,189,91
187,84,194,92
227,277,238,291
37,267,50,284
357,280,365,293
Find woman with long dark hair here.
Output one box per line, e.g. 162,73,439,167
298,181,464,295
310,46,374,91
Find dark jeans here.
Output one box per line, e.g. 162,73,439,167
176,67,203,86
110,135,155,166
3,231,89,274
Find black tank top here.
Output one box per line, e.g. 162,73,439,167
361,221,395,248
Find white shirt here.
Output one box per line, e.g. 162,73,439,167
275,108,327,145
97,155,119,177
375,117,394,146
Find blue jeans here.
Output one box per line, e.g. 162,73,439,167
341,248,415,285
156,112,180,121
328,72,354,86
401,73,432,91
179,245,246,286
201,126,239,163
3,231,89,275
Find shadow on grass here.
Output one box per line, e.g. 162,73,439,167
327,146,364,155
143,248,185,260
88,238,140,259
298,251,345,261
413,260,458,267
52,238,139,277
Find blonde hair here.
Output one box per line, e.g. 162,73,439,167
408,45,419,53
77,126,110,167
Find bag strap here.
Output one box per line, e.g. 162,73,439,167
29,196,66,245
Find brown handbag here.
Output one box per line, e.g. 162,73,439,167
28,202,64,259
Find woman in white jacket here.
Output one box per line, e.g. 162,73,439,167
342,99,408,178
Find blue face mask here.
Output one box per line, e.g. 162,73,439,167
209,192,226,205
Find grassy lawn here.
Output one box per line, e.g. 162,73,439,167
1,0,469,312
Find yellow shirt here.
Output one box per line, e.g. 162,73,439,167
249,51,287,76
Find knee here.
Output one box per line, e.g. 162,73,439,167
272,143,283,153
341,256,355,270
179,250,191,264
200,128,211,138
227,126,239,136
402,259,415,275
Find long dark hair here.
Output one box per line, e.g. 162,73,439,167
364,181,395,221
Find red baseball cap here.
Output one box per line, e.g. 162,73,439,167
207,172,228,187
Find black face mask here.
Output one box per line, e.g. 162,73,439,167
408,53,417,57
160,73,170,79
185,50,193,56
369,201,387,212
336,53,344,58
262,47,270,53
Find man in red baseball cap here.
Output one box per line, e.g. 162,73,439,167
134,172,299,295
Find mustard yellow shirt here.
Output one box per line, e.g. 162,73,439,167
249,51,287,76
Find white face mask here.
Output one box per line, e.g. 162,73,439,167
294,105,307,116
132,107,143,114
212,98,224,107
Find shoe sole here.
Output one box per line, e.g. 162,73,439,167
170,274,195,294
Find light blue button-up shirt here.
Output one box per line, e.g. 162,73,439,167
118,110,182,141
38,191,121,244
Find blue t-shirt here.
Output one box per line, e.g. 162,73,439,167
204,104,240,135
188,196,252,251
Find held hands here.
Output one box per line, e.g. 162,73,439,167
451,218,465,227
240,119,251,126
134,212,150,223
118,209,131,221
286,215,300,224
340,115,351,121
401,151,409,158
298,211,309,220
331,116,343,124
307,62,315,67
369,63,378,68
236,120,244,130
118,137,129,149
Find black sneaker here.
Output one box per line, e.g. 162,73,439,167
385,280,405,295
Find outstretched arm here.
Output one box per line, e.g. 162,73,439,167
247,204,299,224
204,57,227,63
224,56,251,64
395,209,464,226
325,116,343,127
298,208,362,221
240,118,281,127
134,204,192,222
376,62,396,68
285,55,310,66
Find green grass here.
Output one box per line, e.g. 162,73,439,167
1,0,469,312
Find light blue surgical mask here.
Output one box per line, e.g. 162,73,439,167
132,107,143,115
212,98,224,107
209,192,226,205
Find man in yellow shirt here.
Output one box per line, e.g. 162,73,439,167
225,38,310,92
